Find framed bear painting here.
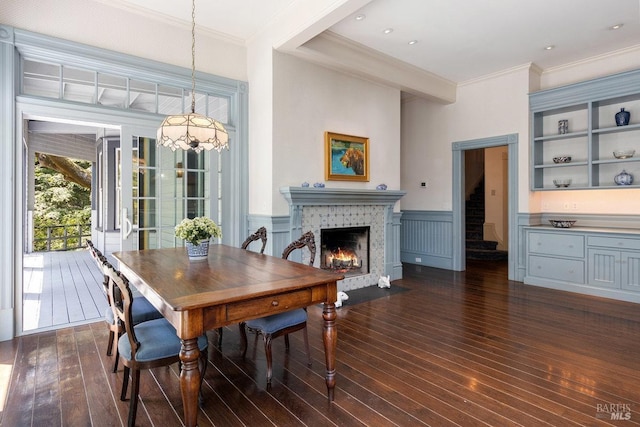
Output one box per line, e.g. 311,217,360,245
324,132,369,182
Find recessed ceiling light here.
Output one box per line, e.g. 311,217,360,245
610,23,624,30
408,40,418,45
383,28,394,34
544,45,555,50
355,14,366,21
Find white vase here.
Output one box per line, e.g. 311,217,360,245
185,239,210,261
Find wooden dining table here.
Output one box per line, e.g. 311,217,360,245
113,244,342,427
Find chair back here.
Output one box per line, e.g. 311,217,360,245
87,240,112,297
282,231,316,266
104,264,139,359
241,226,267,254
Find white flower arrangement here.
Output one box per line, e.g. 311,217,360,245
174,216,222,245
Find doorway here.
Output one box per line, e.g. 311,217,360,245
19,117,217,333
452,134,519,280
22,118,106,332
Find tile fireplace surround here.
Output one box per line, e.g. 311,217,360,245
280,187,405,291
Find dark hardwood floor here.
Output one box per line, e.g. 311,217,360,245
2,260,640,426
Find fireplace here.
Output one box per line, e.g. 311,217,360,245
321,226,369,277
280,187,405,291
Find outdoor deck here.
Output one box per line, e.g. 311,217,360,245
22,249,108,332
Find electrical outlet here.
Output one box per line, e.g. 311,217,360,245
572,202,578,210
415,257,422,263
563,203,570,210
420,181,428,188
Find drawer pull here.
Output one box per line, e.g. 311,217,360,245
271,300,279,307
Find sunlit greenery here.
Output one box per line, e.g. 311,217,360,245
33,157,91,251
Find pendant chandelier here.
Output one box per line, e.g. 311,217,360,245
157,0,229,153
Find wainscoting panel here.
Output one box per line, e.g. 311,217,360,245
246,214,290,257
400,210,453,270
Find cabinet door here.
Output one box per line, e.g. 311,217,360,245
620,251,640,291
587,249,620,289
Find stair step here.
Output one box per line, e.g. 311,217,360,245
466,248,508,261
466,239,498,250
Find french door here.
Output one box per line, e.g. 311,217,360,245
118,126,213,251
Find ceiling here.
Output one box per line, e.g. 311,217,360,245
105,0,640,84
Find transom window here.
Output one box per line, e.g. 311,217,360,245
21,58,229,122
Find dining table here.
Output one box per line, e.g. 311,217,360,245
113,244,342,427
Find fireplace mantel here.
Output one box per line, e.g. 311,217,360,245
280,187,405,206
280,186,405,290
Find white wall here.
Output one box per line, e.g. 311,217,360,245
401,66,531,212
246,32,275,216
402,49,640,216
540,46,640,90
0,0,247,81
269,52,401,216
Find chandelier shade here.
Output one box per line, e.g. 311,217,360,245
157,112,229,153
156,0,229,153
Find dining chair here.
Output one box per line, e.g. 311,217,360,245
105,264,209,427
239,230,314,383
216,226,269,347
241,226,267,253
86,240,162,372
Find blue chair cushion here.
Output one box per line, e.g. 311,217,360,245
118,317,208,362
105,295,162,325
245,309,307,334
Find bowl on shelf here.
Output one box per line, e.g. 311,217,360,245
613,150,635,159
553,156,572,164
549,220,577,228
553,179,572,188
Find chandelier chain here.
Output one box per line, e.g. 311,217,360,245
190,0,196,113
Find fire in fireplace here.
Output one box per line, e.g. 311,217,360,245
320,226,369,277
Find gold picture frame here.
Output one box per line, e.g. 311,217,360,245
324,132,369,182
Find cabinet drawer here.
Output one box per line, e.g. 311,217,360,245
528,232,584,258
587,236,640,251
528,255,585,283
225,289,312,322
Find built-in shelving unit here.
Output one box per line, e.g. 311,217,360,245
530,69,640,190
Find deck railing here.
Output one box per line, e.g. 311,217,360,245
33,223,91,252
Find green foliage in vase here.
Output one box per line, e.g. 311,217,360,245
174,216,222,245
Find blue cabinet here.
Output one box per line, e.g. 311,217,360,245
525,227,640,303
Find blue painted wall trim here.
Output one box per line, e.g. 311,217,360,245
400,210,454,270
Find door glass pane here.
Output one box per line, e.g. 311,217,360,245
187,199,204,219
138,137,157,167
186,172,206,198
138,199,156,227
138,169,156,198
137,229,158,249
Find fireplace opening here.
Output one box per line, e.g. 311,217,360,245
320,226,369,277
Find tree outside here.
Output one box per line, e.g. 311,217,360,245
33,153,92,251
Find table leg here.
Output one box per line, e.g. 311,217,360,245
180,338,201,427
322,302,337,401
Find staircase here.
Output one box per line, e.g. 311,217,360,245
465,180,508,261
